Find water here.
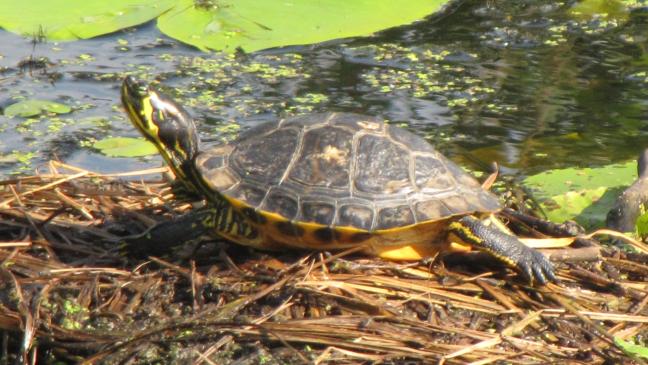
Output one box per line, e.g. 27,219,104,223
1,0,647,178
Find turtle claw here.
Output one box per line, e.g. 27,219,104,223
516,247,557,285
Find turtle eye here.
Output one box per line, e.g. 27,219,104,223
122,76,148,99
132,83,147,96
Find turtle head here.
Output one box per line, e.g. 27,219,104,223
121,77,199,181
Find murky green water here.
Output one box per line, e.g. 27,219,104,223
1,0,647,178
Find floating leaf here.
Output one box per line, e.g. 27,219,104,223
0,0,451,52
570,0,629,21
4,99,72,118
93,137,158,157
154,0,451,52
0,0,175,40
540,187,624,229
524,161,635,199
523,161,636,228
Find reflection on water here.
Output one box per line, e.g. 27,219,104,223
0,0,647,177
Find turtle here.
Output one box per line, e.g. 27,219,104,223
121,76,556,285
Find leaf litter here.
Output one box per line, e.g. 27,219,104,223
0,161,646,364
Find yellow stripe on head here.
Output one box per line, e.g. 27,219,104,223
140,95,159,138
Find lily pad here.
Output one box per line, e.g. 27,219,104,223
4,99,72,118
0,0,451,52
524,161,636,199
523,161,637,228
93,137,158,157
539,187,625,229
158,0,451,52
0,0,175,40
570,0,630,21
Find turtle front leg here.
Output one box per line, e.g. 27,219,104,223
448,215,557,285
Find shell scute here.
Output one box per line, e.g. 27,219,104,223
275,221,304,237
388,125,434,152
202,167,237,191
377,205,416,229
201,155,225,170
288,126,352,189
440,194,477,216
231,127,299,185
261,188,299,220
224,183,266,207
354,134,411,196
300,201,336,225
338,204,374,230
415,155,453,192
414,199,454,222
445,158,482,189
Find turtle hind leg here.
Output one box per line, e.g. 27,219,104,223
448,215,557,285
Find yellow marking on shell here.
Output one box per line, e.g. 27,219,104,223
369,244,442,260
218,192,479,260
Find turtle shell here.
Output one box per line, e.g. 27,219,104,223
195,112,502,258
195,112,499,244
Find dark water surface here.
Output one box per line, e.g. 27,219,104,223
1,0,647,177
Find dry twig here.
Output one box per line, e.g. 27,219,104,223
0,164,645,364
